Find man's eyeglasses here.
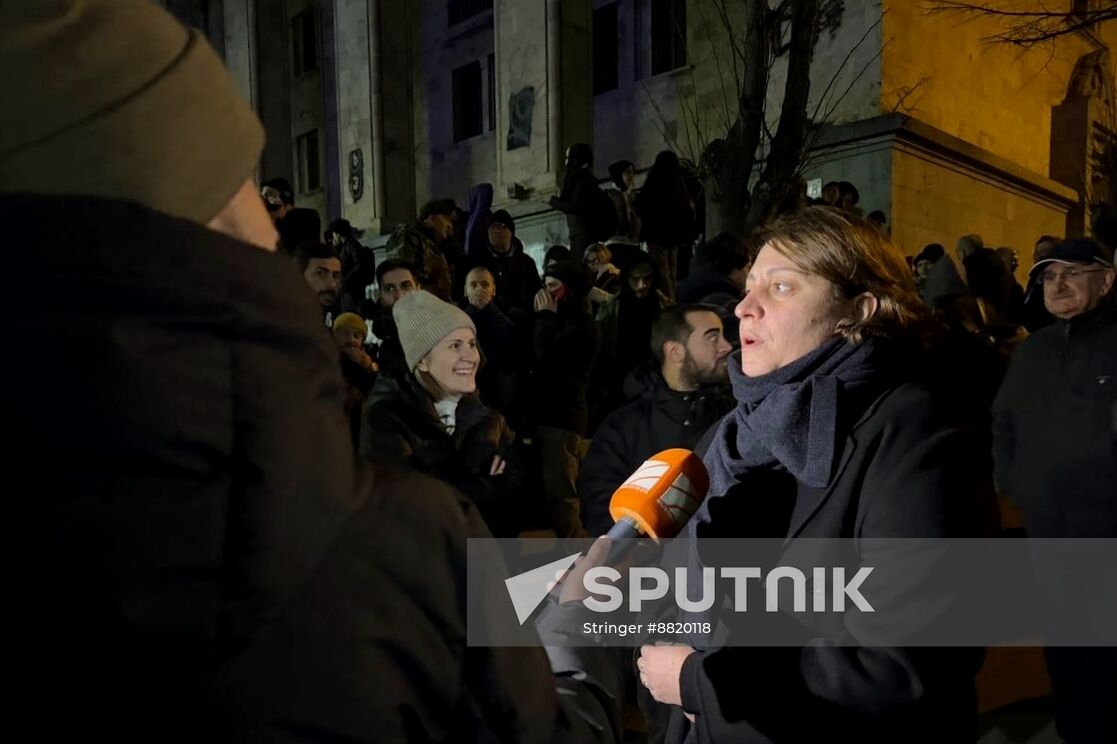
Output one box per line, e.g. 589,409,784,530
1037,267,1108,284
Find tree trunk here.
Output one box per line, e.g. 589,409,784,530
706,0,768,238
747,0,819,231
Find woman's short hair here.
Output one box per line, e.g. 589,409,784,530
755,207,927,343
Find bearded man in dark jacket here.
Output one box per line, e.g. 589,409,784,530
579,305,733,536
1,2,622,741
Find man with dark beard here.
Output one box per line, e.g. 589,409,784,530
578,305,733,536
295,242,343,327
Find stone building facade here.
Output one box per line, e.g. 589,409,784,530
162,0,1115,270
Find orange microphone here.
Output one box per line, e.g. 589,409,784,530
605,449,710,540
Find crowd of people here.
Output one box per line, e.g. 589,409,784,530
5,2,1115,742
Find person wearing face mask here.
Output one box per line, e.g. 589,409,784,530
360,290,523,536
636,207,996,743
532,261,600,537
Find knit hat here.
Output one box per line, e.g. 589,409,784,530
488,209,515,234
0,0,265,224
332,313,368,342
392,290,476,371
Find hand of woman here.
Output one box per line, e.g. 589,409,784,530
637,643,696,707
489,454,506,476
533,288,558,313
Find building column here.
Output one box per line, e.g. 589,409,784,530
493,0,592,203
222,0,256,114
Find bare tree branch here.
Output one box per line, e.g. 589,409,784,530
927,1,1117,47
888,75,932,113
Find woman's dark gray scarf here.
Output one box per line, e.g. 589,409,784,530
704,337,893,496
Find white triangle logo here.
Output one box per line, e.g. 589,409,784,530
504,552,583,625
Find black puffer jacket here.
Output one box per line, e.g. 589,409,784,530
578,364,732,535
4,195,619,742
360,370,525,535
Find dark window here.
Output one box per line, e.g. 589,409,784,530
291,9,319,77
487,53,496,131
447,0,493,27
297,130,321,193
593,3,620,94
651,0,687,75
452,61,484,142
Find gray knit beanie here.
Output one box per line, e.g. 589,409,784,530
392,290,476,371
0,0,265,224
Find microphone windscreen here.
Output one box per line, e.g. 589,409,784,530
608,449,709,539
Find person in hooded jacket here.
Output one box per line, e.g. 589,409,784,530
594,254,671,420
360,290,524,536
634,207,996,744
464,182,494,257
532,261,600,537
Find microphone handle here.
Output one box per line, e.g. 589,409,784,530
605,515,642,540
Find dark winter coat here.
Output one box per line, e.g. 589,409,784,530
3,194,623,742
578,364,732,535
665,346,997,744
992,301,1117,537
486,237,543,314
533,303,600,435
360,370,524,535
338,235,377,312
371,303,409,378
460,297,519,415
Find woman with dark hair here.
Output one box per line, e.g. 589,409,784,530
359,290,523,536
634,150,696,301
636,207,996,743
549,143,613,262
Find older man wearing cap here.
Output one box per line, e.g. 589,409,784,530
992,237,1116,743
1,2,623,741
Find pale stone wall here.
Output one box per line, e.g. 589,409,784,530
593,0,885,176
221,0,255,111
411,0,497,211
334,0,377,230
287,0,328,220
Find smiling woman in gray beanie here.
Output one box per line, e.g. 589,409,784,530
360,290,524,536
